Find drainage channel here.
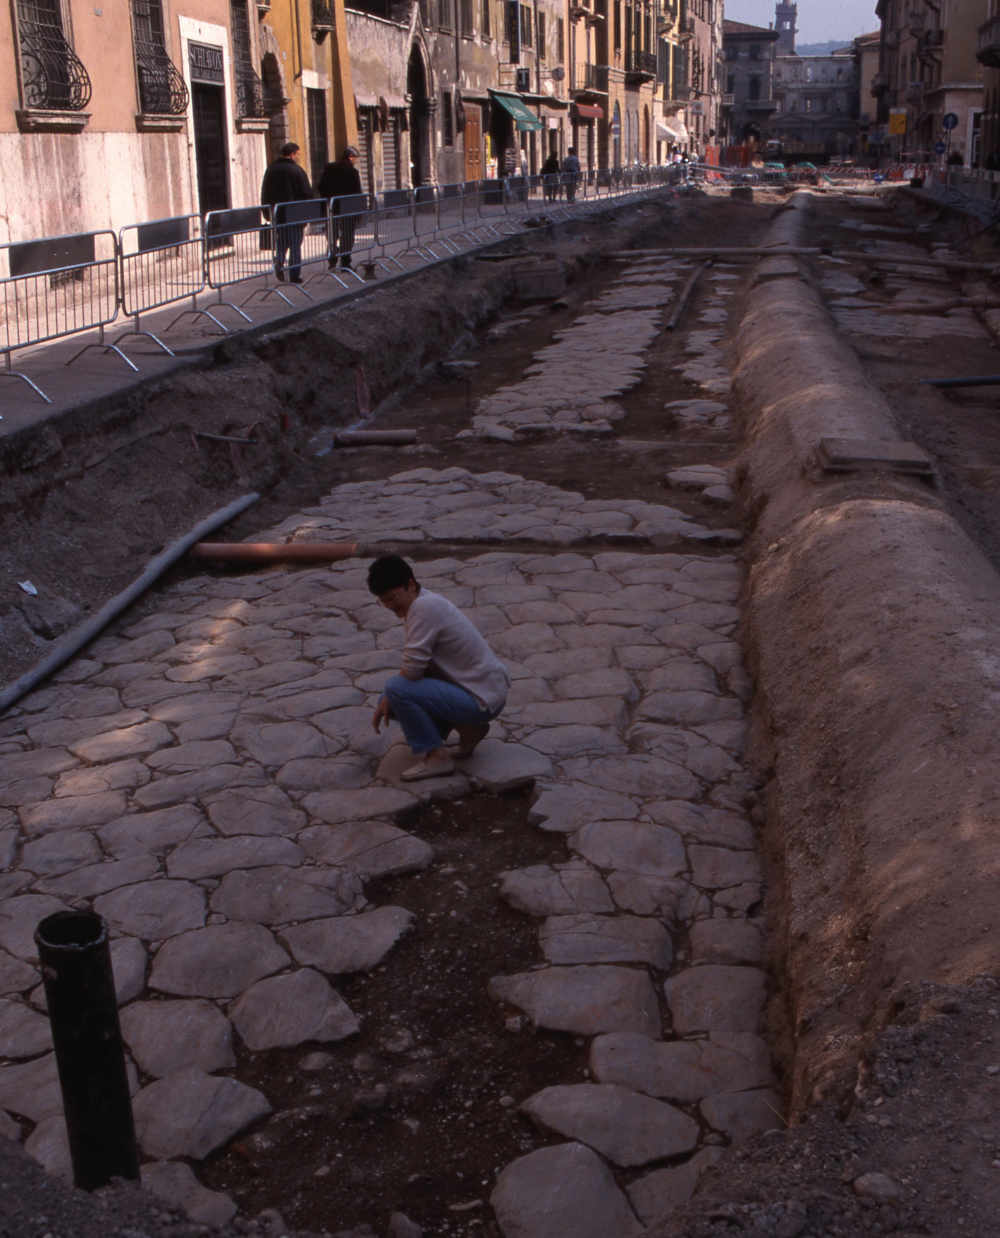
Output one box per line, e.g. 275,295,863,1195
0,198,776,1238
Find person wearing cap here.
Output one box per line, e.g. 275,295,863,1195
260,142,315,283
318,146,365,270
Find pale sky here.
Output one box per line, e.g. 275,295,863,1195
724,0,880,44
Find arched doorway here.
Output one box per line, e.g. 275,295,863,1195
407,45,431,186
260,51,288,160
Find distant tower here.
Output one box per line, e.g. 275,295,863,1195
775,0,797,54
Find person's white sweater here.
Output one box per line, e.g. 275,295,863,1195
401,589,509,712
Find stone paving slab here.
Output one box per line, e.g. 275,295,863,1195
489,965,661,1037
490,1142,642,1238
521,1082,700,1166
132,1066,271,1159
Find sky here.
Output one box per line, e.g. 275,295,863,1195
724,0,880,44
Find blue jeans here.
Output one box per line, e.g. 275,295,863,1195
383,674,500,755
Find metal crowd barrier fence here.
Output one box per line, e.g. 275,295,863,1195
1,229,123,405
118,213,205,357
3,168,685,405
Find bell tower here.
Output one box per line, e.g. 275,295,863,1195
775,1,797,54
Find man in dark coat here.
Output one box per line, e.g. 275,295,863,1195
260,141,314,283
318,146,364,269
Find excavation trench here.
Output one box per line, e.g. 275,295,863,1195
2,192,782,1237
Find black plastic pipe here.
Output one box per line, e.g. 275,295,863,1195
921,375,1000,388
35,911,139,1190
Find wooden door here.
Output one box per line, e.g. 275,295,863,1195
464,115,483,181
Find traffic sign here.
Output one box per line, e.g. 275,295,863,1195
942,112,959,131
935,140,946,154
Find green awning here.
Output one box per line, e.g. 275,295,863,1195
490,91,543,132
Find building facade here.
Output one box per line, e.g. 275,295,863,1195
720,19,779,149
768,2,858,156
977,0,1000,164
875,0,986,165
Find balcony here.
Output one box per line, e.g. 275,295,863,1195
625,48,657,83
573,62,609,93
312,0,335,39
745,98,777,112
721,92,734,107
978,13,1000,67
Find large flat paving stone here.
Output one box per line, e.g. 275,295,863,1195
20,792,129,836
700,1088,784,1142
571,820,685,878
0,949,40,995
298,821,433,879
664,965,766,1037
539,914,672,968
500,861,614,916
280,907,415,974
529,782,638,833
209,866,364,925
166,835,303,879
489,965,660,1037
490,1141,642,1238
142,1161,237,1227
465,740,553,791
0,1053,63,1122
201,784,307,838
150,923,290,998
229,968,360,1049
133,1066,271,1160
0,895,70,960
97,805,210,857
120,999,236,1078
94,880,206,940
589,1031,774,1102
0,998,52,1058
302,786,417,824
559,754,700,802
626,1147,726,1224
521,1082,699,1167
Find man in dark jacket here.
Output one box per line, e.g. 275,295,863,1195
260,142,314,283
318,146,364,269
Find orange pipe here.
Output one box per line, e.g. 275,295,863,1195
189,542,359,563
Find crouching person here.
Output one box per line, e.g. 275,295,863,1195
369,555,509,781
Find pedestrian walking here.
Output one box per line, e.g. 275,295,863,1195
319,146,364,270
562,147,581,202
369,555,509,782
542,151,561,202
260,142,314,283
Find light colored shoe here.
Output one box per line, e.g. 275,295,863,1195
454,722,490,758
400,756,456,782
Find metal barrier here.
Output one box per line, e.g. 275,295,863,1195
1,229,123,404
117,213,205,357
2,167,686,406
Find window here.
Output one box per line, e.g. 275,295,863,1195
306,88,328,186
749,43,759,59
748,75,760,100
230,0,264,119
536,10,545,58
520,4,532,47
439,0,452,30
505,0,518,49
557,16,564,63
442,90,454,144
460,0,473,33
133,0,188,114
15,0,92,111
482,0,490,36
614,1,621,50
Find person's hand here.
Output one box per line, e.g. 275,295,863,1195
373,697,391,733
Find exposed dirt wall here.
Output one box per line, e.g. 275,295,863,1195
734,193,1000,1116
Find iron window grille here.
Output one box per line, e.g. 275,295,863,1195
133,0,188,113
16,0,92,111
231,0,265,117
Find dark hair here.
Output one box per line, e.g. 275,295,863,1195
280,142,300,157
343,145,360,159
367,555,416,595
